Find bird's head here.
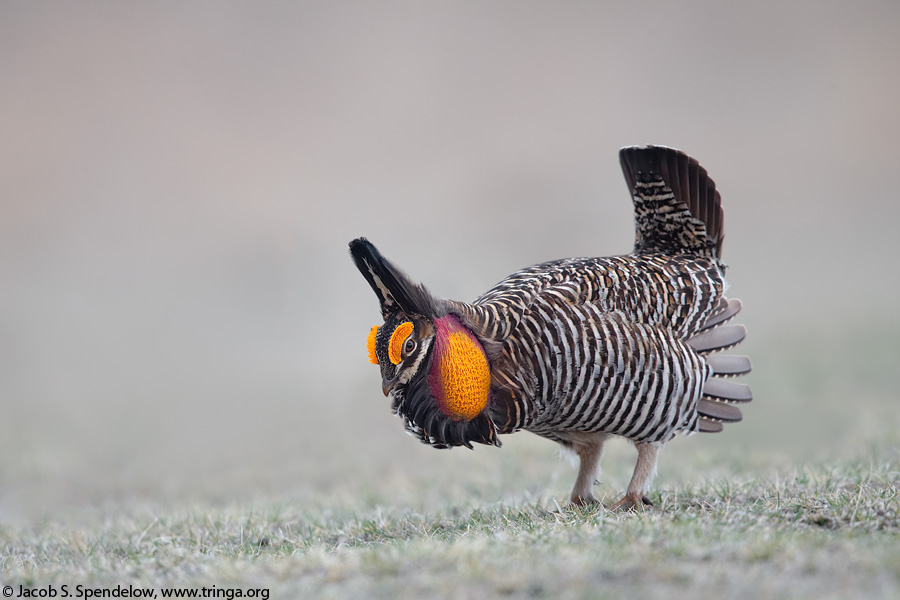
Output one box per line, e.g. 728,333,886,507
349,237,499,449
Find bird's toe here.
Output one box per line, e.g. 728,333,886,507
611,493,651,512
568,494,599,509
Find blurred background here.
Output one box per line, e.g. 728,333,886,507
2,0,898,522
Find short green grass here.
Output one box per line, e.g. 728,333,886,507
2,449,898,599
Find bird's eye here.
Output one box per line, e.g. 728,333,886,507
404,337,417,355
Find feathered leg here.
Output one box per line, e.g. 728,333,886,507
611,442,661,511
569,434,610,506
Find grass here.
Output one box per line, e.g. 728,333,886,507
2,449,898,599
2,323,899,598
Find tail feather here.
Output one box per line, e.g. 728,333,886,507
703,379,752,404
698,419,724,433
705,354,752,377
696,399,743,423
687,295,752,434
700,298,742,331
688,324,746,354
619,145,724,260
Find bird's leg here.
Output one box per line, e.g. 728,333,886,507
569,435,609,506
611,442,661,511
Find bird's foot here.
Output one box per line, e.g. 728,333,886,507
568,494,599,508
610,493,653,512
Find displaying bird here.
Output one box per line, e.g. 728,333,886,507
349,145,751,510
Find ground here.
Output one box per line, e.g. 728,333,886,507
2,449,898,599
3,321,899,599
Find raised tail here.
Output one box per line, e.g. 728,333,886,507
619,145,724,261
688,298,752,433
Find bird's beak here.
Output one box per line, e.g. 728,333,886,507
382,376,396,397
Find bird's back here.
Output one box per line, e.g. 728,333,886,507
450,146,749,442
469,252,724,340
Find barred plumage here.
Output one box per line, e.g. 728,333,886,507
350,145,751,509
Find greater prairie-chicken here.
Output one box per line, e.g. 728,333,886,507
350,146,751,509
